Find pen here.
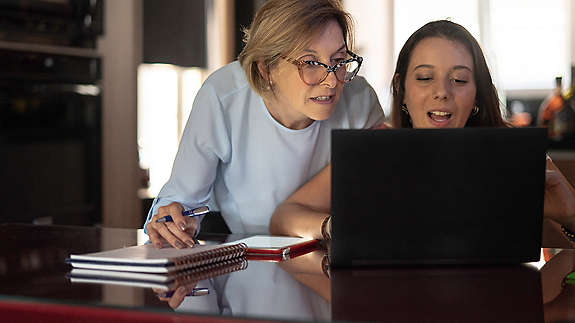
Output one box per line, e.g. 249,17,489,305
158,287,210,298
155,206,210,223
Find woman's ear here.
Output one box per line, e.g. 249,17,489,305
256,60,269,81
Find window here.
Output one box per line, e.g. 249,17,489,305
394,0,572,93
489,0,571,91
137,0,231,197
394,0,481,59
349,0,572,106
137,64,203,196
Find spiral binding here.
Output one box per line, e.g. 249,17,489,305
173,256,249,286
172,243,248,271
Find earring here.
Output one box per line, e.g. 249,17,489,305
472,105,479,116
401,104,412,125
265,80,273,91
401,104,409,114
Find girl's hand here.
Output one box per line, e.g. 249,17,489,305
544,157,575,232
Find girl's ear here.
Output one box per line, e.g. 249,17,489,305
392,73,401,95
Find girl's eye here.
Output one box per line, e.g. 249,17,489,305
416,77,432,81
452,78,468,84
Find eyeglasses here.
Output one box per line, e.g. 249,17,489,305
283,50,363,86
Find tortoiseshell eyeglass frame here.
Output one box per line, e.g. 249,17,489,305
283,49,363,86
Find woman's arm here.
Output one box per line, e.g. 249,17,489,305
278,251,331,302
145,82,227,248
270,164,332,239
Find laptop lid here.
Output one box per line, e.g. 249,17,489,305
330,128,547,266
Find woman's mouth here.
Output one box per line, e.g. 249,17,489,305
310,95,335,104
427,110,452,124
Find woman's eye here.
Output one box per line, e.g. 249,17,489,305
452,78,468,84
299,56,316,62
416,77,432,81
303,62,323,70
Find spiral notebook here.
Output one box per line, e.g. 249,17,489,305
68,256,248,291
67,243,247,273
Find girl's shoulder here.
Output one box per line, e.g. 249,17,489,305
371,121,392,129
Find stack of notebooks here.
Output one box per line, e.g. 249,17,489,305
67,235,320,292
67,243,249,292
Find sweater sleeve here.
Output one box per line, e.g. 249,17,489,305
143,81,230,233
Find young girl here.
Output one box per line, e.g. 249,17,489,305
270,20,575,247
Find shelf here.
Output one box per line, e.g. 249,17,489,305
0,40,100,58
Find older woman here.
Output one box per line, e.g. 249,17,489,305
270,20,575,246
144,0,384,248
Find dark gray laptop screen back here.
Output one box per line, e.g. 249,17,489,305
330,128,547,266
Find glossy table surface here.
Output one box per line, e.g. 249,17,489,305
1,223,575,322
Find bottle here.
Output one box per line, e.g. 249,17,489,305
538,76,565,141
560,65,575,145
565,66,575,100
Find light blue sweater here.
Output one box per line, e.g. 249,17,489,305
145,61,383,234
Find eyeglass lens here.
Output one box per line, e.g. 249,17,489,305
302,60,360,85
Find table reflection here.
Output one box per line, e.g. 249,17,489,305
331,265,542,322
173,253,330,321
277,248,575,322
2,224,575,322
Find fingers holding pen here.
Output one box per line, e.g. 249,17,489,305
159,202,188,231
148,217,187,249
146,221,165,249
160,203,199,247
148,202,197,249
162,221,195,249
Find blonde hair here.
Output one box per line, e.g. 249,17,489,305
238,0,354,98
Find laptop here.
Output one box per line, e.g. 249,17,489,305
330,128,547,266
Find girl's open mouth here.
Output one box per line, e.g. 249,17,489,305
428,111,452,122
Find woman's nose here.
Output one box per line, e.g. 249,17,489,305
321,71,338,88
433,79,450,100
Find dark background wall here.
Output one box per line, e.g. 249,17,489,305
143,0,207,68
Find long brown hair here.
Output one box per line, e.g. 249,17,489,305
390,20,507,128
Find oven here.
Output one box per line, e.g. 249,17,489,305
0,48,101,225
0,0,103,48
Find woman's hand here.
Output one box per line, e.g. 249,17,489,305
146,202,199,249
544,157,575,232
